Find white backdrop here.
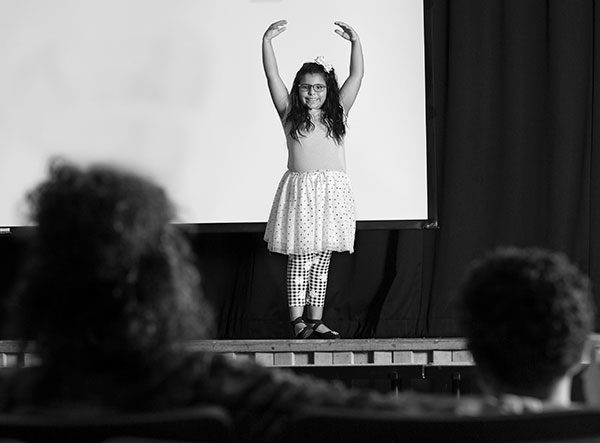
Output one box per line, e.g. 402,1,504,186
0,0,428,226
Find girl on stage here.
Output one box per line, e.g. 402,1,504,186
262,19,364,339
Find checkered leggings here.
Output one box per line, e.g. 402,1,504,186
287,251,333,307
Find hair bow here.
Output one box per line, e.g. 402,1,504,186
314,56,333,73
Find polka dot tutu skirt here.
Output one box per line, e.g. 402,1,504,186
264,170,356,255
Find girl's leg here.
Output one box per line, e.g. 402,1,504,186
306,251,339,335
287,253,314,336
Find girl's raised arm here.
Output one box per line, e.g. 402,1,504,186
335,21,364,112
263,20,290,118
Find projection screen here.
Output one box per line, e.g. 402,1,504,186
0,0,428,227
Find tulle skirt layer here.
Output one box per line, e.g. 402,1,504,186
264,170,356,255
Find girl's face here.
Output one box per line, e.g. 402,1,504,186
297,73,327,110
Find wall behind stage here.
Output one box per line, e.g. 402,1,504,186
0,0,428,226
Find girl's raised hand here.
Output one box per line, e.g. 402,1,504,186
334,21,359,42
264,20,287,41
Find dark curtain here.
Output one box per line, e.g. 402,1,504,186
424,0,599,335
192,0,600,339
193,229,429,338
1,0,598,340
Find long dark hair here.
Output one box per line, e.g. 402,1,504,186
285,62,346,144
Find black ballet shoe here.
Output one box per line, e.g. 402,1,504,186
306,319,340,339
290,317,313,339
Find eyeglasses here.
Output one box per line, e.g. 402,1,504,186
298,83,326,93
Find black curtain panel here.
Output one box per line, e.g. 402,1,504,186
423,0,600,335
193,230,429,339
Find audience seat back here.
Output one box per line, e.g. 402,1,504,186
0,406,235,443
289,407,600,443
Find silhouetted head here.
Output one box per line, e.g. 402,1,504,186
8,159,212,373
458,247,594,399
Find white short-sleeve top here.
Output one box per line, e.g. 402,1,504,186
282,113,346,173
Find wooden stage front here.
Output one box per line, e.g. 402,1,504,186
185,338,474,368
3,337,598,396
2,336,599,369
0,338,473,368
